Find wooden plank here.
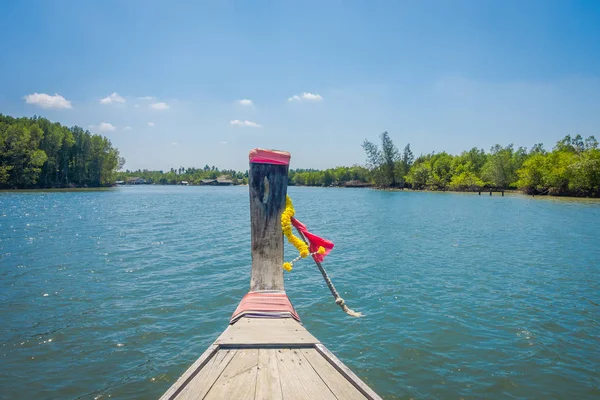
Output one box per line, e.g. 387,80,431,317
215,318,319,346
204,348,259,400
276,348,337,400
159,344,220,400
301,349,367,400
255,349,283,400
248,150,290,291
314,344,382,400
172,349,236,400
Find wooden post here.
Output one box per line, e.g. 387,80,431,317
502,190,504,197
248,149,291,291
489,190,492,196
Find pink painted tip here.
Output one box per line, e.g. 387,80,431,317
249,148,291,165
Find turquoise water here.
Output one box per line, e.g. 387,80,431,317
1,186,599,399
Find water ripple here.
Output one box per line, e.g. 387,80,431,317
1,187,599,399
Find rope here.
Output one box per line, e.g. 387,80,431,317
294,227,364,318
283,248,325,272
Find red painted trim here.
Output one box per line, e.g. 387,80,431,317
230,291,301,323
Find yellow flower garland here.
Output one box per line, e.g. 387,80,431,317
281,195,309,256
281,195,325,272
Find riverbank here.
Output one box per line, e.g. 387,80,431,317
0,187,116,193
2,184,599,200
365,186,600,199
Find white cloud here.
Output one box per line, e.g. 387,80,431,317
150,102,169,110
89,122,116,132
100,92,126,104
123,126,133,131
237,99,253,106
171,142,178,146
24,93,72,109
287,92,323,102
138,96,156,100
220,141,228,145
134,104,140,108
230,119,262,128
148,122,155,127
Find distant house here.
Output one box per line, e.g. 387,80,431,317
126,177,146,185
199,175,234,186
216,175,234,185
343,180,373,188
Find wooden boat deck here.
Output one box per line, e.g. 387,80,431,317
160,318,380,400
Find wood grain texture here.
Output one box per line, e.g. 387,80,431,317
315,344,383,400
301,349,367,400
172,349,236,400
215,318,319,346
276,348,337,400
204,349,259,400
159,345,220,400
249,161,289,291
255,349,283,400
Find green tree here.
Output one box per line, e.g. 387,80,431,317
0,122,46,187
449,172,485,191
585,135,598,150
516,154,546,194
362,132,400,187
530,143,546,155
481,144,524,188
405,158,432,189
380,132,400,186
567,149,600,196
429,152,454,189
402,144,414,172
362,138,383,185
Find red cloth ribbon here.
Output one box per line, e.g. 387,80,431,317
291,217,334,262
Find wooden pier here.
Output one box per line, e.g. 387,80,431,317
478,189,505,196
160,149,381,400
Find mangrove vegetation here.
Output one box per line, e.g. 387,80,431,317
0,114,124,189
363,131,599,197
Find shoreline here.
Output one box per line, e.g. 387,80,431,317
363,187,600,200
2,185,599,200
0,187,116,193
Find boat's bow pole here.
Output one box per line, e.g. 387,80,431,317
248,148,290,292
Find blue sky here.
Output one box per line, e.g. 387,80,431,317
1,0,599,171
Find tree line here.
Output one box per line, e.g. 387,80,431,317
115,165,372,187
0,114,124,189
289,166,370,186
115,167,248,185
363,132,600,197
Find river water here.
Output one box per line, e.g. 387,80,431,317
1,186,599,399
